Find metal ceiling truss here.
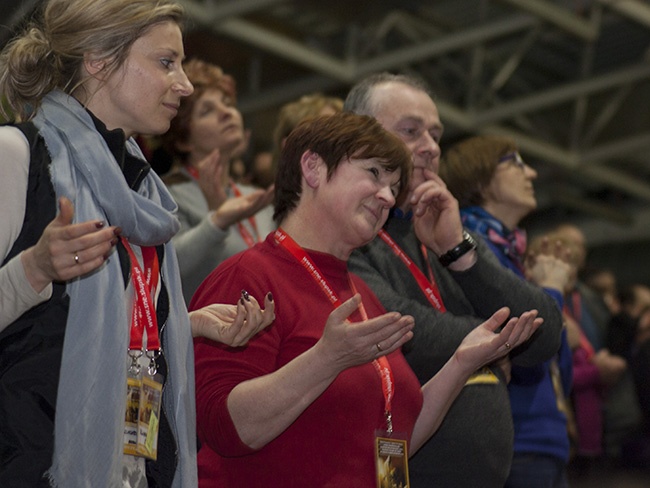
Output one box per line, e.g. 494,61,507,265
178,1,650,225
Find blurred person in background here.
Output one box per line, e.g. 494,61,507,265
161,59,275,304
441,134,573,488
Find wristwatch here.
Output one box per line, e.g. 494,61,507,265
438,230,477,267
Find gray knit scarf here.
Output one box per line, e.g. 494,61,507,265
33,90,197,487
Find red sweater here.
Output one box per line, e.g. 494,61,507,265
191,234,423,487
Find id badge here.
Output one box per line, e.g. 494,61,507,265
375,430,410,488
137,376,163,460
465,366,499,385
123,376,141,456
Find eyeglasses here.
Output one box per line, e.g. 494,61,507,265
498,152,526,170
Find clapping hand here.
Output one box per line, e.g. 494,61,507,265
21,197,119,292
190,290,275,347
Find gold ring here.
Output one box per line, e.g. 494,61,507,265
376,343,383,352
74,253,80,264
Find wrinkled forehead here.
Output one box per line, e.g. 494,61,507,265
372,83,441,126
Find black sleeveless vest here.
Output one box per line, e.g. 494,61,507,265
0,122,177,487
0,122,68,487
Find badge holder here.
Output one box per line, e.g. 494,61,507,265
123,350,143,456
374,412,410,488
121,239,163,461
136,350,163,460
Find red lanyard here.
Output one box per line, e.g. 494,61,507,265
122,238,161,372
186,165,200,180
378,229,446,312
274,228,395,432
229,181,261,248
563,293,595,359
186,167,261,248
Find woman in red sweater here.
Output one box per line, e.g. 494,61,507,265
191,112,543,487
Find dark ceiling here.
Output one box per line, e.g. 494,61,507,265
3,0,650,251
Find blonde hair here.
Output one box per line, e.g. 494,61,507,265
270,93,343,180
272,93,343,154
0,0,184,120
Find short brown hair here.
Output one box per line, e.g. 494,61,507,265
440,135,517,208
162,58,237,161
274,112,412,223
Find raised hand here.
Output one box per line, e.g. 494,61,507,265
195,149,229,210
453,307,543,374
315,294,414,371
411,171,463,252
524,235,573,293
190,290,275,346
21,196,120,292
211,184,275,230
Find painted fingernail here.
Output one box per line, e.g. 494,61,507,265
267,292,273,302
241,289,250,301
239,297,245,306
111,237,119,246
113,227,122,236
95,221,105,229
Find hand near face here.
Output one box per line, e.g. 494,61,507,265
190,290,275,346
211,185,275,230
315,294,414,372
21,197,120,292
452,307,543,375
195,149,229,210
411,170,465,255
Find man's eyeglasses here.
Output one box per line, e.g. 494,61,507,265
498,152,526,170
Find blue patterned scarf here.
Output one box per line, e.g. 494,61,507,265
461,206,527,273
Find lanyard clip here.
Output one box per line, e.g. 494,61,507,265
128,349,143,375
386,411,393,434
146,349,160,377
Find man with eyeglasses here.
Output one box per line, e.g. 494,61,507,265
345,74,566,487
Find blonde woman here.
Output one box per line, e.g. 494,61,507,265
0,1,273,486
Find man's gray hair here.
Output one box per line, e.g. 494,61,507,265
343,72,433,116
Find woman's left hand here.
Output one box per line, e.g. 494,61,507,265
453,307,543,374
190,290,275,346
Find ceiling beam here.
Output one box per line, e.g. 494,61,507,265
183,11,538,83
473,63,650,125
499,0,600,40
597,0,650,29
179,0,284,24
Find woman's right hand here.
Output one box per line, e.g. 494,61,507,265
195,149,229,210
315,294,415,372
211,185,275,230
20,197,120,292
524,236,573,293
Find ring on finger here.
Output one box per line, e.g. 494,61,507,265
74,252,80,265
376,343,383,353
505,342,511,350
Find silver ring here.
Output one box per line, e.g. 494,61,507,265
74,253,80,264
376,343,383,352
505,342,511,350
